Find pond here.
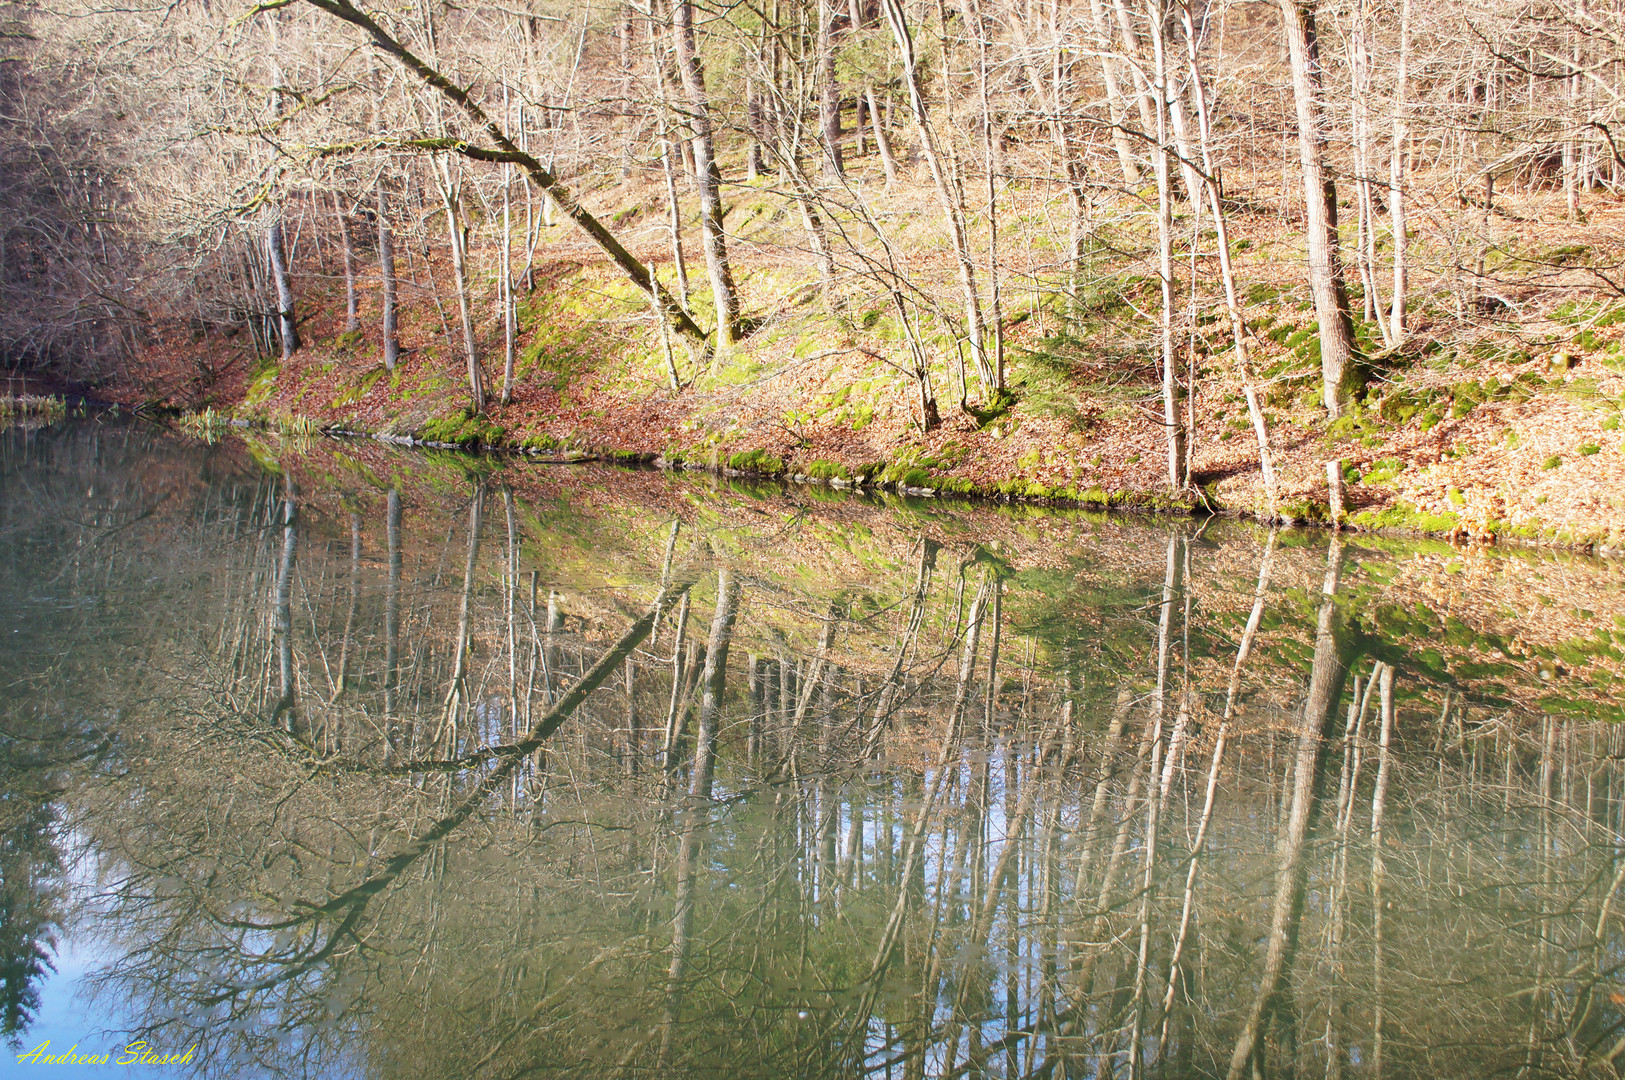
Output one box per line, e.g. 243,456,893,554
3,418,1624,1079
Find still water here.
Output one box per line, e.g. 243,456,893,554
3,418,1625,1079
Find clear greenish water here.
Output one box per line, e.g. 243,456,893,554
3,418,1624,1079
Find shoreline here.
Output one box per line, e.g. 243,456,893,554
73,401,1613,558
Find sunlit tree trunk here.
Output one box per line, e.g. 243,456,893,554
377,182,400,372
880,0,995,398
1278,0,1361,415
1388,0,1410,345
669,0,742,347
334,191,360,334
431,156,487,414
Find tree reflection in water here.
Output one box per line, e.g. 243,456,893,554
4,420,1625,1078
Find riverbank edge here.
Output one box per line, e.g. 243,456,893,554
154,404,1623,557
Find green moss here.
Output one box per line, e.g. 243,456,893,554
1280,498,1330,523
1348,501,1462,535
727,449,786,475
1360,457,1406,485
244,360,280,408
807,459,851,481
421,409,507,448
897,468,933,488
332,367,386,408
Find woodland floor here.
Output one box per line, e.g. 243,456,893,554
71,164,1625,553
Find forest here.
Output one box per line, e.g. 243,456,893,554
2,0,1624,541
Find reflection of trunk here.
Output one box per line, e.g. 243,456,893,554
1325,661,1377,1080
1225,538,1354,1080
1369,661,1395,1079
271,475,299,732
278,561,705,1003
864,539,936,751
1131,534,1182,1069
841,584,988,1063
661,592,692,770
333,509,363,710
660,569,740,1064
1163,531,1275,1041
659,775,706,1067
689,570,741,798
503,488,520,743
436,485,484,757
383,488,402,762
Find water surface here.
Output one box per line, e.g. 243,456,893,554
3,419,1624,1079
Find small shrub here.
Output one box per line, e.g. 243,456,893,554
1543,455,1563,470
1580,443,1601,456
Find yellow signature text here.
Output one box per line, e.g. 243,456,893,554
15,1040,197,1066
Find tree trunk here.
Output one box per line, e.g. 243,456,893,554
1278,0,1362,415
334,191,360,333
265,215,299,361
880,0,996,397
1150,1,1186,492
669,0,742,348
1388,0,1410,345
433,157,487,414
378,182,400,371
1181,0,1279,515
818,0,844,176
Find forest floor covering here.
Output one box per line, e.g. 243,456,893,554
69,165,1625,554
